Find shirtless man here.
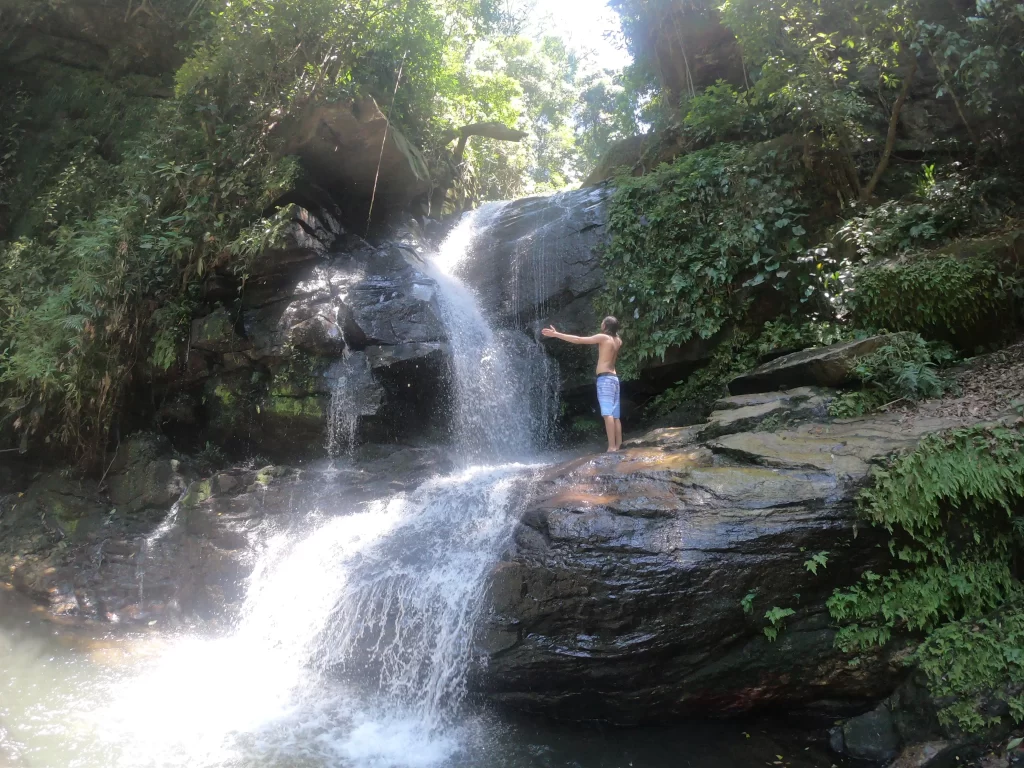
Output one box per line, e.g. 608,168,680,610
542,317,623,452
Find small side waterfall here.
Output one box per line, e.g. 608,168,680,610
325,351,381,458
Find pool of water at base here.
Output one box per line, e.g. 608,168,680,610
0,588,847,768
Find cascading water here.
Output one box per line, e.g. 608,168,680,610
0,204,558,768
423,202,560,461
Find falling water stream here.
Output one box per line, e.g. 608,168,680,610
0,201,842,768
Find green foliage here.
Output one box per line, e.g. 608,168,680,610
753,319,850,357
720,0,909,151
599,141,823,376
837,174,987,260
464,35,586,199
646,334,758,417
649,320,848,417
828,425,1024,731
804,551,829,575
741,590,757,615
828,334,954,417
916,607,1024,731
0,65,300,459
916,1,1024,139
844,245,1023,348
574,68,644,175
764,606,796,641
682,83,771,145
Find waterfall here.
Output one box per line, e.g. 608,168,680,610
325,351,381,458
425,202,560,460
88,202,558,768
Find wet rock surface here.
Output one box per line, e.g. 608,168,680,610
458,187,610,392
699,387,831,439
272,98,431,225
477,402,979,722
0,434,452,624
841,703,901,762
157,207,450,459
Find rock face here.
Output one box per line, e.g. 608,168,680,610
582,131,689,186
156,207,450,459
728,334,898,395
463,187,610,330
3,0,186,77
273,98,431,226
0,434,453,623
455,187,610,395
476,393,969,722
841,703,902,762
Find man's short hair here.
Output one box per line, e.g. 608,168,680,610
602,316,620,337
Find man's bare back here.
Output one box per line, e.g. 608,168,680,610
594,333,622,375
541,316,624,452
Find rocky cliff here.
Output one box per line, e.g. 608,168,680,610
148,205,452,460
474,347,1024,725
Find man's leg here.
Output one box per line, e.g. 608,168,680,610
603,416,617,452
614,419,622,451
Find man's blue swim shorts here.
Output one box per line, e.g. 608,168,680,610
596,373,621,419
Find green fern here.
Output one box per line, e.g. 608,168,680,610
828,425,1024,732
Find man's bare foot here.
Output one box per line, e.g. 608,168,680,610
606,448,619,453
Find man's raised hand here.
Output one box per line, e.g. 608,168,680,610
541,326,559,338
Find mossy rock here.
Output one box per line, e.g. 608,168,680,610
848,230,1024,350
181,478,213,508
268,356,332,397
191,307,246,353
203,371,264,436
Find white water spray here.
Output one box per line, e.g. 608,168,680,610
425,203,559,460
77,204,560,767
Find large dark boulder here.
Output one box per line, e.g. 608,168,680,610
842,703,902,762
475,408,969,722
455,187,611,394
461,187,610,330
107,434,189,514
728,334,899,395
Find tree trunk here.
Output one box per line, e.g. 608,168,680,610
861,58,918,203
925,44,978,146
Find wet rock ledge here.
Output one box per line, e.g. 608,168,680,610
477,386,997,723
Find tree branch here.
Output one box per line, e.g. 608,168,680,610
925,44,978,146
861,57,917,203
445,122,529,165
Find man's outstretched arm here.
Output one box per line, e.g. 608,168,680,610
541,325,603,345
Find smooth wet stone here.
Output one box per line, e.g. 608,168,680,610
712,387,829,411
107,435,188,514
728,335,903,395
699,388,830,439
843,703,901,762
